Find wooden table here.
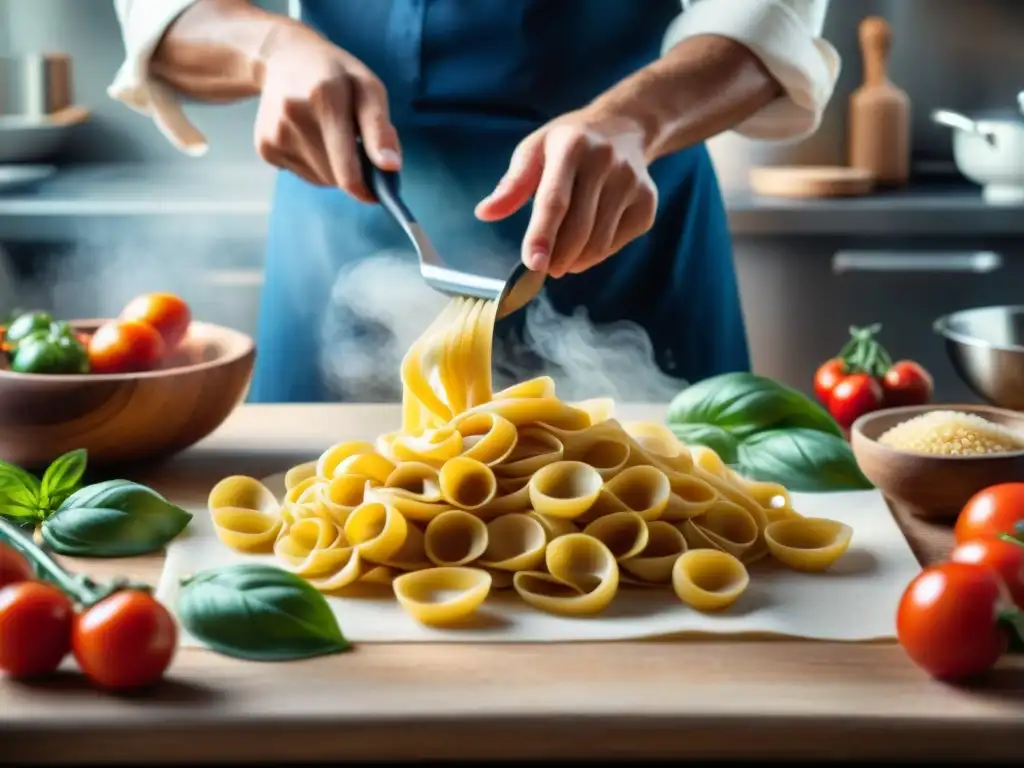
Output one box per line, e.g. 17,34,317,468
3,404,1023,763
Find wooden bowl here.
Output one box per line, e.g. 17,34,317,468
0,320,254,469
851,404,1024,522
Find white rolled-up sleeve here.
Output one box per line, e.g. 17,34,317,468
664,0,840,142
108,0,208,156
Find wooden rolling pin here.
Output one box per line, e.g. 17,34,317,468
848,16,910,187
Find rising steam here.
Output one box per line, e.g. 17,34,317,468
319,253,686,404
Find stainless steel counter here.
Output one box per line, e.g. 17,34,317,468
0,164,1021,241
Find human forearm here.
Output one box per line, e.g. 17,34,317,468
149,0,298,101
590,34,782,162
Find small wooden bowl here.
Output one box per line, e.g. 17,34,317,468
0,320,255,469
851,404,1024,521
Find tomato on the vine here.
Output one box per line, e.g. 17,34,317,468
897,562,1009,680
828,373,884,430
950,536,1024,609
954,483,1024,545
814,358,847,405
72,590,177,690
0,581,74,678
882,360,934,408
0,543,33,589
816,325,933,428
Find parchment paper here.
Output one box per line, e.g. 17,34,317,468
157,479,921,644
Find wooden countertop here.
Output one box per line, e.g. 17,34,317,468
3,404,1022,764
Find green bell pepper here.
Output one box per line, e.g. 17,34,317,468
4,311,55,346
11,332,90,375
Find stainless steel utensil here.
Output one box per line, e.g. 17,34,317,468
934,305,1024,410
357,141,545,320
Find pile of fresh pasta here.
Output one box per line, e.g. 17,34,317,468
208,297,853,627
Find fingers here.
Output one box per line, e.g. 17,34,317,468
567,176,658,275
313,78,374,202
352,73,402,171
520,129,597,272
255,106,333,187
260,146,325,187
566,185,631,275
474,133,545,222
546,150,612,278
608,186,658,255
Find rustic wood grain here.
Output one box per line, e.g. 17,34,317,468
852,404,1024,522
0,320,254,469
2,404,1021,764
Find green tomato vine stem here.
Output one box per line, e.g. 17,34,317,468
838,324,894,379
0,516,145,607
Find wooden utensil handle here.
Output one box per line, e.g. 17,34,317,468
859,16,891,86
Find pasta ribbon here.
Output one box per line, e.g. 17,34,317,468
208,476,282,553
208,295,855,622
620,521,688,584
514,534,619,617
764,517,853,572
672,549,749,612
479,514,547,571
393,567,492,626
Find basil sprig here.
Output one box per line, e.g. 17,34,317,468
0,449,87,521
178,564,351,661
0,450,192,557
666,372,872,493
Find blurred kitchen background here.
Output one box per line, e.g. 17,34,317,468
1,0,1022,400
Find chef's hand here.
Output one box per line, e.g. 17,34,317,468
256,23,400,201
475,110,657,278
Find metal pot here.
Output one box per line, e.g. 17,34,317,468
932,99,1024,204
0,53,73,118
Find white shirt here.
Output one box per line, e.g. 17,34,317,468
109,0,840,157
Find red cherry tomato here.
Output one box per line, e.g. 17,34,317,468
814,358,847,405
119,292,192,351
950,536,1024,609
0,581,74,678
72,590,177,690
882,360,934,407
0,543,33,590
955,483,1024,545
897,562,1009,680
87,319,166,374
828,373,884,430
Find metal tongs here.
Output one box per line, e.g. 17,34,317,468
357,140,545,320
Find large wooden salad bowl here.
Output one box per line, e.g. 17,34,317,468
0,320,255,468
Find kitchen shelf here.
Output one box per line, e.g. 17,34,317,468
0,164,1021,241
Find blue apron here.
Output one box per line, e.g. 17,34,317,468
249,0,750,403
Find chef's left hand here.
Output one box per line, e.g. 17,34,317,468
475,109,658,278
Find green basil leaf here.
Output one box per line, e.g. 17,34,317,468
0,502,40,520
0,459,40,495
40,449,87,505
667,373,842,440
1,484,39,510
177,564,351,661
40,480,193,557
669,423,740,464
736,428,873,493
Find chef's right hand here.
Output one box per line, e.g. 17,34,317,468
255,22,400,201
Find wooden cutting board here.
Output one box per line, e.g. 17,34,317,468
749,166,875,199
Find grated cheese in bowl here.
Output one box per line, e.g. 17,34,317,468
877,410,1024,456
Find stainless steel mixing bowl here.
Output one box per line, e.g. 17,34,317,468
934,305,1024,410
